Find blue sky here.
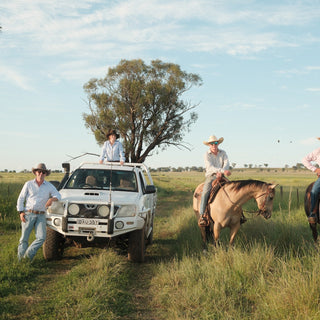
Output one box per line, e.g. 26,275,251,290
1,0,320,172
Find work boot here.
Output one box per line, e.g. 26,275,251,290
198,215,209,227
308,213,317,224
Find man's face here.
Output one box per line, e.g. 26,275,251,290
209,142,219,154
35,170,46,181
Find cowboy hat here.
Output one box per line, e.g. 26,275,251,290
203,135,224,146
32,163,51,176
106,129,120,139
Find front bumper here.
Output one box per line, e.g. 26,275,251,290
46,214,145,238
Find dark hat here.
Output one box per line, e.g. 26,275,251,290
106,129,119,139
32,163,51,176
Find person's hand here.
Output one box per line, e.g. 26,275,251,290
20,212,26,223
120,161,124,165
45,197,58,208
224,170,231,176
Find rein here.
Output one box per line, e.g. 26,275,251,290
219,182,271,216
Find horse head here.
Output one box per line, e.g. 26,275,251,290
255,183,277,219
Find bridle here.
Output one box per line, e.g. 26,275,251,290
219,182,273,216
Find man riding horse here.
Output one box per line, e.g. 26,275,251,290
199,134,232,226
302,138,320,224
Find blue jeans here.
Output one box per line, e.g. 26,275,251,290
200,175,216,215
18,212,47,261
310,177,320,215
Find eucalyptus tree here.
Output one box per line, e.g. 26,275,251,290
83,59,202,163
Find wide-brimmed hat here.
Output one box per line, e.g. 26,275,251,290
32,163,51,176
106,129,119,139
203,135,224,146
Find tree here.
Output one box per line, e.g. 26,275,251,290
83,59,202,163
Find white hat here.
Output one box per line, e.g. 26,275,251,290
203,135,224,146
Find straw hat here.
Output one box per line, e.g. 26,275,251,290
203,135,224,146
32,163,51,176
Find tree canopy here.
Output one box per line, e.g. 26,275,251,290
83,59,202,163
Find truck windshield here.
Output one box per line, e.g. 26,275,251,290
65,169,138,192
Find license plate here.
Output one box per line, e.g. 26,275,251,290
77,218,99,225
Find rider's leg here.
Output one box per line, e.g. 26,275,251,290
199,176,215,215
309,177,320,223
199,176,216,226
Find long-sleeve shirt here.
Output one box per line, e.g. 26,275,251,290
100,140,125,163
302,147,320,172
204,149,230,178
16,179,61,212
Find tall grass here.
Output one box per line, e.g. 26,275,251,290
1,170,319,320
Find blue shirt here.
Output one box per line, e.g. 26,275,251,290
16,179,61,212
100,140,126,162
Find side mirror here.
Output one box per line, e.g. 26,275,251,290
145,185,156,194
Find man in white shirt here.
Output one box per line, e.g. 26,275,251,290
302,141,320,223
17,163,61,261
199,135,231,226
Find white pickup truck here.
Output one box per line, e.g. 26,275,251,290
44,162,157,262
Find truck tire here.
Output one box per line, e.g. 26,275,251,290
128,228,145,263
43,227,65,260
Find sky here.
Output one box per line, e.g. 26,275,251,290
1,0,320,172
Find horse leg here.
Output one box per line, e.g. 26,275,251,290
213,223,221,246
199,226,208,249
229,223,241,246
309,223,318,242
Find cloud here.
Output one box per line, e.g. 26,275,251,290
0,64,34,91
2,0,320,84
306,88,320,92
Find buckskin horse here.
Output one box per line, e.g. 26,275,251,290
193,179,277,247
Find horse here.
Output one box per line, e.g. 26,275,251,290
304,182,320,242
193,179,277,247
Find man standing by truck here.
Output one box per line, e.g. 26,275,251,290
17,163,61,261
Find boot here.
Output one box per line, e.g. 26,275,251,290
308,212,317,224
198,214,209,227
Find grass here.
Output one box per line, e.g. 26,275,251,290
0,169,319,319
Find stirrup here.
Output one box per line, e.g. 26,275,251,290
198,215,209,227
308,215,317,224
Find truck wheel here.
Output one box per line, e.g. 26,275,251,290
128,228,145,263
43,227,65,260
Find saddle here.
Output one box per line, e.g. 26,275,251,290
198,177,228,227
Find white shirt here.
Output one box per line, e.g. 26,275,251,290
302,147,320,172
16,179,61,212
204,148,230,177
100,140,125,162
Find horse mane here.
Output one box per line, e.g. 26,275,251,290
227,179,267,192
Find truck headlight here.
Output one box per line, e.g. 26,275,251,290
98,205,110,217
117,205,136,217
47,201,64,215
68,203,80,216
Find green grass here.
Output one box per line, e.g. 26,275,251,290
0,169,319,319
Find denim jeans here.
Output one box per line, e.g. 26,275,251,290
18,212,47,261
310,176,320,215
199,175,216,215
